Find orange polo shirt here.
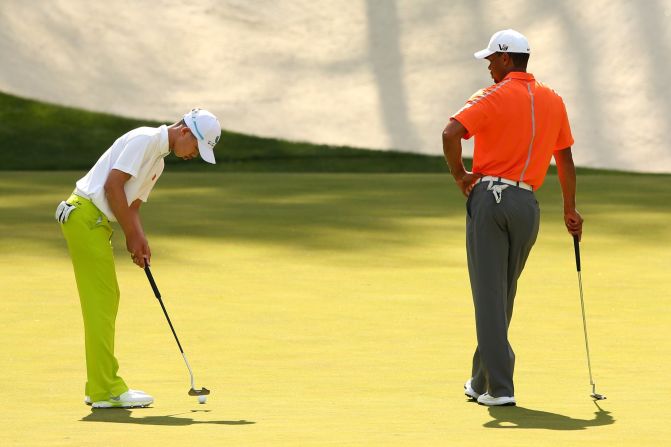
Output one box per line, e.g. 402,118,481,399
452,72,574,190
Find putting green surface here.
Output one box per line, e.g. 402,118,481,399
1,171,668,446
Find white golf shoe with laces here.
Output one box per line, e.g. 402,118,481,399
476,393,516,406
88,389,154,408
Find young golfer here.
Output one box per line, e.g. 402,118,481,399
56,109,221,408
442,30,583,406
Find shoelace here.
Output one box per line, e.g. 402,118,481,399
487,180,509,204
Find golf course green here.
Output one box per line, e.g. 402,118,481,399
1,170,668,446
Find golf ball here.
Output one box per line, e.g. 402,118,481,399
198,395,207,404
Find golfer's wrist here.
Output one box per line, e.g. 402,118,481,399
123,227,143,240
451,169,467,182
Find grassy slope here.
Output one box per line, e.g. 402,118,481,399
5,90,666,176
0,91,450,172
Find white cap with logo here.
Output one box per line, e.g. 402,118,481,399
474,29,530,59
183,108,222,164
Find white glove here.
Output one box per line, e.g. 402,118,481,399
55,201,76,223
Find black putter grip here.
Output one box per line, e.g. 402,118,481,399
144,265,162,298
573,234,581,272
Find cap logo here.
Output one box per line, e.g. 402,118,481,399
498,43,509,51
207,135,220,149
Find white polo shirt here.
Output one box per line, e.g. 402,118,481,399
75,125,169,221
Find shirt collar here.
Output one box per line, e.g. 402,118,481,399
504,71,535,82
158,125,170,158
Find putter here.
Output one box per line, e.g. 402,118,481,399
144,263,210,397
573,235,606,400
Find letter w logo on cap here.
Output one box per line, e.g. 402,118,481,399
498,43,509,51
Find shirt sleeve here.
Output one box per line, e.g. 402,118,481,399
112,135,151,177
554,99,574,151
451,89,492,140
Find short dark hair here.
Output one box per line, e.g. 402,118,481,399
508,52,529,69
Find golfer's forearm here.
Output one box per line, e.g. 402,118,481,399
105,185,143,238
554,148,577,211
129,201,145,237
442,120,467,179
443,137,466,179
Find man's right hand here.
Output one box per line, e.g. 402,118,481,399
126,233,151,268
104,169,151,268
456,172,483,197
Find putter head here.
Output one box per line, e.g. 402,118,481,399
188,387,210,396
591,392,606,400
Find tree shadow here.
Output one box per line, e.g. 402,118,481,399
2,172,669,257
364,0,422,152
484,402,614,430
81,408,255,426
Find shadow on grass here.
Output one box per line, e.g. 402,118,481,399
80,408,255,426
1,171,670,256
484,402,614,430
0,172,463,254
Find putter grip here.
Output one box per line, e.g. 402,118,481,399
144,266,162,298
573,235,581,272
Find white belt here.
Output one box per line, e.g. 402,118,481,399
475,176,533,204
475,176,533,191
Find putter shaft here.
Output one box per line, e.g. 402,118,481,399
144,265,210,396
577,271,595,388
573,236,606,400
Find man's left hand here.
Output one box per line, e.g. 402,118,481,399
564,209,584,239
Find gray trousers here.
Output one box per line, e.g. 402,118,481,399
466,180,540,397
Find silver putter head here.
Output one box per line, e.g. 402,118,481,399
591,392,606,400
188,387,210,396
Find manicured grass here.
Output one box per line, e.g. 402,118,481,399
4,90,662,176
1,171,669,446
0,91,448,172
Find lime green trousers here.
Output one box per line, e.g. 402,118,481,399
60,194,128,402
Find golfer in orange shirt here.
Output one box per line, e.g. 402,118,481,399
442,29,584,406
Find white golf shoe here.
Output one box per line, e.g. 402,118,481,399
90,389,154,408
464,379,481,400
476,393,516,406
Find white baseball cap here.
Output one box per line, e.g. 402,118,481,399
183,108,222,164
474,29,530,59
